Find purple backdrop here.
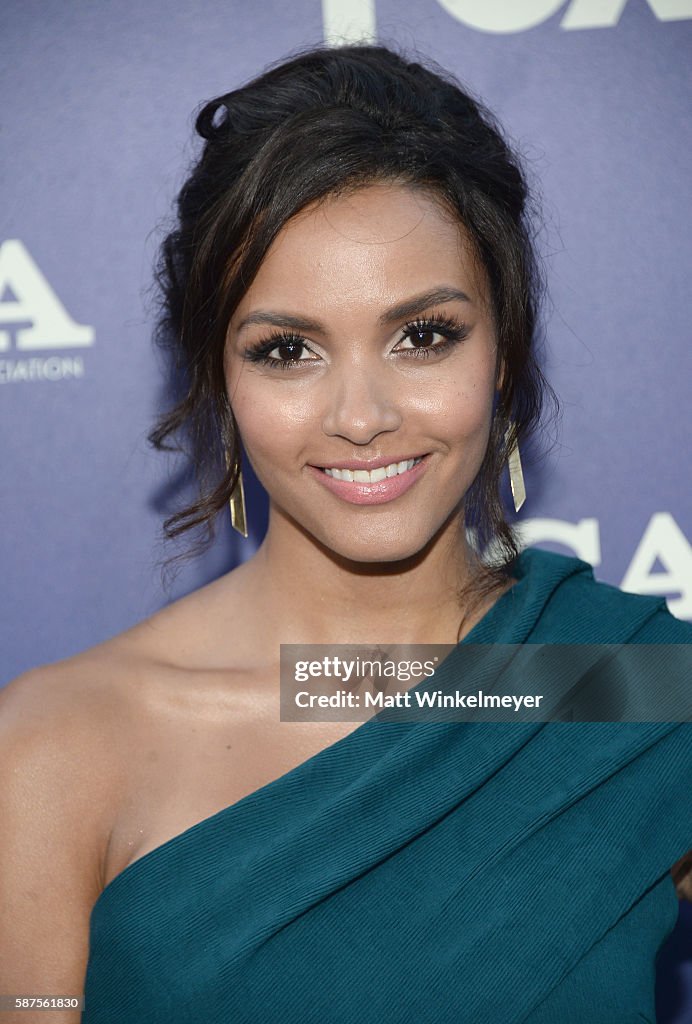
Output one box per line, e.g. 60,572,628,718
1,1,690,1018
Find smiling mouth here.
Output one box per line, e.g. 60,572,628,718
318,456,425,483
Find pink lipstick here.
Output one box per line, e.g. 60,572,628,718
306,453,431,505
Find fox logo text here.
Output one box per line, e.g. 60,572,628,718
323,0,692,40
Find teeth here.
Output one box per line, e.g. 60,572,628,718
324,457,423,482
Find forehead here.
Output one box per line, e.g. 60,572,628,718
232,183,488,320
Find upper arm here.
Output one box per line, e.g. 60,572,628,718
0,666,122,1023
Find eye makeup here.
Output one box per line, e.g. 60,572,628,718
242,311,471,371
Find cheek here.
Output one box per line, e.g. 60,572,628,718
413,373,495,446
229,376,316,464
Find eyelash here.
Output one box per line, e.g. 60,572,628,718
243,313,470,371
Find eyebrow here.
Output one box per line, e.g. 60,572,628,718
235,286,472,335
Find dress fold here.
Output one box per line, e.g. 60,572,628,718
82,548,692,1023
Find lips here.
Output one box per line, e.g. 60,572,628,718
306,453,431,506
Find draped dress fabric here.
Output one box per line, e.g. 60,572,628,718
81,548,692,1023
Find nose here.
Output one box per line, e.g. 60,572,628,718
321,363,402,444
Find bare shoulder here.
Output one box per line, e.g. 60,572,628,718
0,560,261,826
114,560,261,672
1,557,259,763
3,643,131,722
0,578,228,859
0,647,141,1010
0,623,164,761
0,578,245,1011
0,644,143,880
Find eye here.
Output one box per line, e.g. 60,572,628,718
398,327,438,349
244,332,320,370
394,314,471,359
263,338,316,363
243,311,470,370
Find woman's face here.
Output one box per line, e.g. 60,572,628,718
224,182,501,563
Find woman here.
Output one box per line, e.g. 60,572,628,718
1,41,690,1024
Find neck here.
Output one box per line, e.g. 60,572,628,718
236,504,491,649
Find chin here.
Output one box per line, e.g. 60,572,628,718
319,523,440,566
275,498,457,564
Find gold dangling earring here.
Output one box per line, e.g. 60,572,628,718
505,424,526,513
225,451,248,538
230,471,248,537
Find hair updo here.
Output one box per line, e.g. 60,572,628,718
149,40,556,599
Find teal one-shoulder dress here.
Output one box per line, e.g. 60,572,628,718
81,548,692,1023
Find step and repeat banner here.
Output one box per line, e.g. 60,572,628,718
1,1,691,1018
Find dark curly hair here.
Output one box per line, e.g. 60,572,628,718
149,39,557,609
